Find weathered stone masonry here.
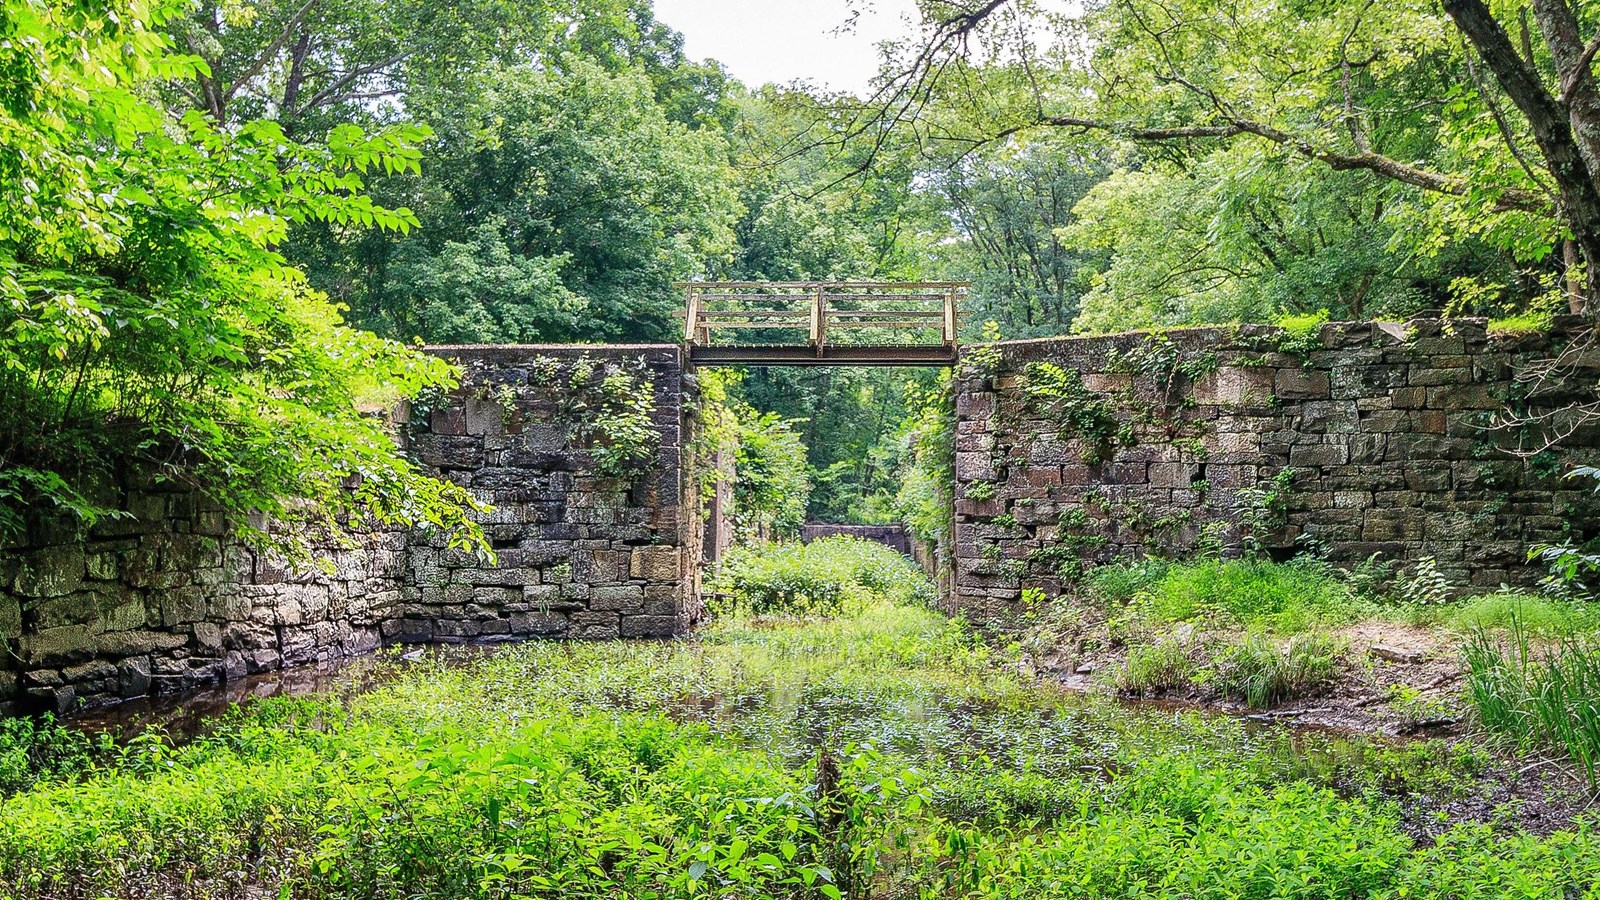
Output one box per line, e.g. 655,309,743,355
953,319,1600,621
0,344,700,715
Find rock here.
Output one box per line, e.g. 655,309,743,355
1074,663,1095,675
14,546,86,598
118,656,152,697
1370,644,1426,664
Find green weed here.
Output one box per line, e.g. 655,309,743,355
1213,632,1343,708
706,536,932,617
1117,638,1194,696
1099,557,1359,633
0,557,1596,897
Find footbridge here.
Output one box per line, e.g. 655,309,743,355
681,281,966,366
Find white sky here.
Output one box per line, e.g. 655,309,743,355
653,0,923,95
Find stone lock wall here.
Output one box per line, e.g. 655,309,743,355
0,345,699,716
952,319,1600,621
400,345,699,644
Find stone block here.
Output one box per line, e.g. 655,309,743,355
1403,464,1452,492
1298,400,1359,433
1426,383,1498,409
620,615,678,638
591,585,645,612
412,434,485,470
118,656,152,697
193,622,223,652
14,546,86,598
629,546,681,582
1289,443,1349,467
1195,367,1277,406
1409,367,1470,386
97,629,188,656
955,451,999,481
1274,368,1330,400
509,612,568,635
23,624,93,664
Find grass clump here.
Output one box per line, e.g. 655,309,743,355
706,535,933,617
1117,638,1193,696
1487,311,1553,335
1464,618,1600,790
1214,632,1343,708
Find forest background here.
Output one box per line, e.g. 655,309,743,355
5,0,1591,542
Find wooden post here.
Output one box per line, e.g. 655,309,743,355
810,284,825,355
683,288,700,345
943,285,957,346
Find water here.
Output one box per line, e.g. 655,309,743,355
67,644,494,740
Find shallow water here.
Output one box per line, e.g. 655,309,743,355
67,644,495,739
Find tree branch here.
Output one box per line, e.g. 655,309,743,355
222,0,323,108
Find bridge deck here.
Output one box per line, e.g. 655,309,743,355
680,281,965,366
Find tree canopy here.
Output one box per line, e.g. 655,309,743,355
0,0,482,551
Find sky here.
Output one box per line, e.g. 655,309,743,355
652,0,922,95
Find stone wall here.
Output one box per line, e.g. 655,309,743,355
952,319,1600,621
799,523,913,556
400,345,699,643
0,345,698,716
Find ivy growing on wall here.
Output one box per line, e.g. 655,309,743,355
1021,361,1131,463
531,355,661,479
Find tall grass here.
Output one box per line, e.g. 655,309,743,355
1215,632,1343,708
1464,617,1600,790
1,592,1598,896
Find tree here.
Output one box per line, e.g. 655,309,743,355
0,0,483,553
830,0,1600,313
163,0,551,132
925,140,1105,337
297,60,740,343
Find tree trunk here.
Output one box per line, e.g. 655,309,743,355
1446,0,1600,306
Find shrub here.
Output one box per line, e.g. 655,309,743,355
706,536,934,617
1214,632,1342,708
0,0,485,555
0,717,104,797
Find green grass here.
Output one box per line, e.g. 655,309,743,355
1089,556,1361,633
1465,618,1600,790
1487,311,1554,335
1213,632,1343,708
1116,638,1193,696
2,540,1598,898
1442,591,1600,637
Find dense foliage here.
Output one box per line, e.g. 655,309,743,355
3,556,1598,897
0,0,482,550
705,536,934,616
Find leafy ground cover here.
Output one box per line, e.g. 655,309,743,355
1012,554,1600,788
2,539,1597,898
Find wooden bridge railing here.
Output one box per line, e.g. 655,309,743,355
679,281,967,366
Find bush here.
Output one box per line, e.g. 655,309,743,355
1213,632,1343,708
706,536,934,617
